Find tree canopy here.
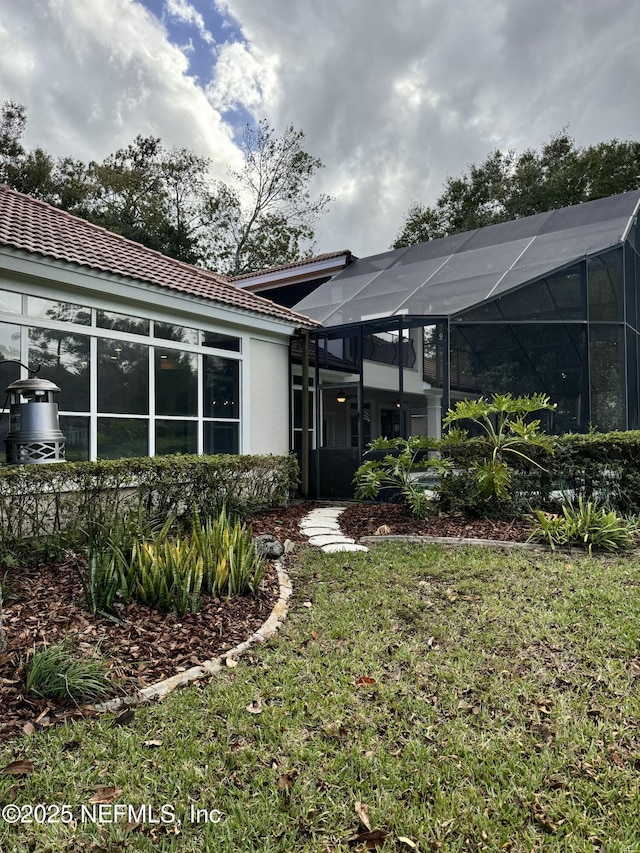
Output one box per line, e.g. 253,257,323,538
393,132,640,248
0,101,330,274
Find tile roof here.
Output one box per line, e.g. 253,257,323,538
0,185,318,327
232,250,355,281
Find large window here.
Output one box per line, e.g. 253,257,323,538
154,349,197,416
98,339,149,415
0,285,251,461
28,329,90,412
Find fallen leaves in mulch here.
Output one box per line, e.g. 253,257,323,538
338,502,534,542
0,552,281,742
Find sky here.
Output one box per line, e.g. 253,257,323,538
1,0,640,261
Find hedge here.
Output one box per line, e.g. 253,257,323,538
439,429,640,514
0,453,299,547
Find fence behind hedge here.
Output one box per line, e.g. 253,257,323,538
0,453,299,545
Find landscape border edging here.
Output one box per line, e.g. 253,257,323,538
94,559,292,714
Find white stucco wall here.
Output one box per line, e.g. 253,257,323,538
249,337,290,454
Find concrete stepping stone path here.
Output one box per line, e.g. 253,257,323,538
299,506,369,553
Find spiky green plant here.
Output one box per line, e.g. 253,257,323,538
528,497,637,554
26,640,112,702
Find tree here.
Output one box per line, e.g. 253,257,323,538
393,132,640,247
83,135,211,264
0,103,330,273
205,120,331,276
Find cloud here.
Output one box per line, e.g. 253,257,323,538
0,0,639,260
165,0,214,44
216,0,640,254
0,0,240,175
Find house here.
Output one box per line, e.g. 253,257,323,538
0,185,317,462
237,190,640,497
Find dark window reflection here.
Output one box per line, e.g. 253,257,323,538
155,420,197,456
98,418,148,459
203,356,239,418
27,297,91,325
154,321,199,345
0,322,21,390
203,331,240,352
204,422,238,454
97,310,150,336
155,350,197,416
59,416,89,461
98,339,149,414
28,329,90,412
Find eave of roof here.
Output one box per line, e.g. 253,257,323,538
0,185,319,328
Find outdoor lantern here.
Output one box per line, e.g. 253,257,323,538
4,377,66,465
336,390,347,404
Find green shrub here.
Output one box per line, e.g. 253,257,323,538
26,640,112,702
353,436,450,520
0,453,298,555
528,497,637,554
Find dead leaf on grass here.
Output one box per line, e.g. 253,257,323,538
397,837,417,849
88,786,122,805
2,759,34,776
246,698,263,715
355,800,371,830
354,676,376,687
226,657,239,668
143,739,163,748
348,828,388,848
22,722,35,736
278,770,298,790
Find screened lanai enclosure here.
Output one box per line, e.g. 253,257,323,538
290,191,640,497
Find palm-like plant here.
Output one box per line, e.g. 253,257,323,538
443,393,556,500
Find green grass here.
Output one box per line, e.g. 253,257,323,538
2,543,640,851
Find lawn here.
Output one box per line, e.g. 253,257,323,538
1,542,640,852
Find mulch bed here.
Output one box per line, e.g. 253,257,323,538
0,500,533,742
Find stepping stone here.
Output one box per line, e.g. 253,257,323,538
299,525,342,537
321,543,369,553
307,534,356,547
307,508,345,520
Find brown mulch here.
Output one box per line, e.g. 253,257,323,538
337,502,534,542
0,500,531,742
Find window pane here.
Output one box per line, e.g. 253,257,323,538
0,322,21,390
98,339,149,414
154,321,199,345
203,331,240,352
155,420,198,456
97,309,150,336
204,422,238,455
0,289,22,314
589,325,625,431
203,355,239,418
588,249,623,321
27,297,91,325
98,418,147,459
28,329,90,412
155,350,197,416
59,416,89,461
